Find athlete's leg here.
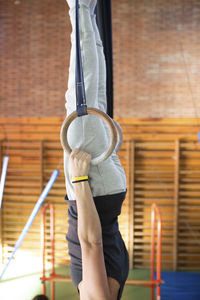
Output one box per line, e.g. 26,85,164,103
64,2,109,199
90,6,127,190
64,1,126,200
65,1,98,114
90,12,107,113
91,8,124,150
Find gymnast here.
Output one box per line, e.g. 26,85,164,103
63,1,129,299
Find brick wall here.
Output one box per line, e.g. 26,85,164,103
0,0,200,117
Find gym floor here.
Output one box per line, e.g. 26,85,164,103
0,266,151,300
1,265,200,299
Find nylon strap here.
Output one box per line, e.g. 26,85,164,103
75,0,88,116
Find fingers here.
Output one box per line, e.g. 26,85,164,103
69,149,91,178
70,148,91,161
70,148,80,159
71,148,83,159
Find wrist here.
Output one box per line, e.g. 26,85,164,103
71,175,89,184
73,180,89,194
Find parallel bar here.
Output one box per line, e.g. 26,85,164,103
150,204,163,300
173,139,180,271
0,155,9,266
50,204,55,300
44,276,72,283
0,169,59,280
41,203,46,295
128,140,135,269
0,203,2,265
44,276,163,287
41,203,55,300
0,144,3,265
0,156,9,210
154,204,162,300
151,206,155,300
40,141,44,192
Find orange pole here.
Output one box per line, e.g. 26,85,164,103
151,206,155,300
151,203,162,300
50,203,55,300
41,203,55,298
41,206,46,295
156,205,162,300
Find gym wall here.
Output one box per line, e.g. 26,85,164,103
0,0,200,118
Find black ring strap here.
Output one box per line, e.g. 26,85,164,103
75,0,88,116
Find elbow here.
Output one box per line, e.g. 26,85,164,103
79,235,103,248
78,227,103,247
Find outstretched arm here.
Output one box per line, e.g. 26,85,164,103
69,148,111,299
70,148,102,244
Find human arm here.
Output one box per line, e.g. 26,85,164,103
70,148,102,245
69,148,111,299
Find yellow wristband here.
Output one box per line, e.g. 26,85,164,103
72,176,88,182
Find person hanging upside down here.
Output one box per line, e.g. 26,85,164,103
63,1,129,299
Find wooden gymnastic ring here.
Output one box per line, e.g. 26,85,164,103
112,120,123,152
60,107,118,165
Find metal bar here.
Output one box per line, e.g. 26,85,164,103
128,140,135,269
45,276,163,286
126,279,163,287
0,202,2,266
50,204,55,300
0,156,9,211
151,203,162,300
41,203,55,300
51,279,55,300
50,204,55,276
41,205,46,295
174,139,180,271
40,141,44,192
0,143,3,266
157,207,162,300
0,169,59,280
151,206,155,300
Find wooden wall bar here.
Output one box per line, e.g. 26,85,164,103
0,117,200,271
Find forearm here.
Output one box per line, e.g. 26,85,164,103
73,181,102,245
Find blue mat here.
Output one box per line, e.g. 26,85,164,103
159,271,200,300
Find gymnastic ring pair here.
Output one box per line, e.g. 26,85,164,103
60,107,123,165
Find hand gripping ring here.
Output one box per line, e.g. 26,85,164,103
60,107,118,165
